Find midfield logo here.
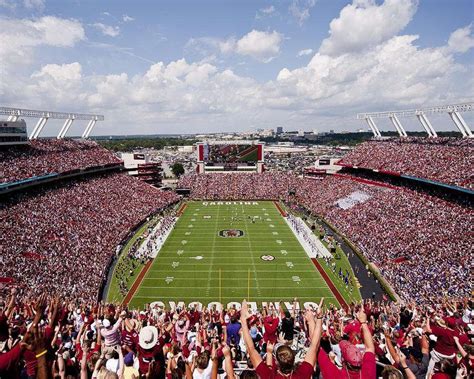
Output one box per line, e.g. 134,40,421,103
260,255,275,261
219,229,244,238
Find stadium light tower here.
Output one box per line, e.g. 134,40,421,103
0,107,104,139
357,102,474,137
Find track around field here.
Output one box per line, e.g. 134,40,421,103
122,260,154,305
311,258,348,309
177,203,187,216
273,201,287,217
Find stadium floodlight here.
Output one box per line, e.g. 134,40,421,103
357,101,474,137
0,106,104,139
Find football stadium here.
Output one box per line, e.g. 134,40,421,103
1,1,473,379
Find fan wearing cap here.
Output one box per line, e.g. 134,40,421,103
318,308,376,379
424,316,458,376
241,298,324,379
137,322,173,377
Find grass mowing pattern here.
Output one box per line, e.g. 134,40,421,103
129,201,342,308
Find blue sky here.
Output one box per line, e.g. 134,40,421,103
1,0,473,136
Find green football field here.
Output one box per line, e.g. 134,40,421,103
127,201,360,308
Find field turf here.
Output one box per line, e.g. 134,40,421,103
127,201,358,308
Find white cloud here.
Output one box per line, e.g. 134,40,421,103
122,14,135,22
276,33,471,112
219,37,237,54
0,1,16,10
289,0,316,26
446,24,474,53
256,5,276,19
320,0,417,56
1,7,474,135
297,48,313,56
236,30,283,62
31,62,82,82
93,22,120,37
186,30,283,63
23,0,44,11
0,16,84,74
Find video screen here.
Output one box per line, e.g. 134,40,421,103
202,144,260,163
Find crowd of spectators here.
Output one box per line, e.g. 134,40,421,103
0,173,179,302
177,173,297,200
178,172,472,305
338,137,474,189
1,291,473,379
292,175,472,304
0,139,121,184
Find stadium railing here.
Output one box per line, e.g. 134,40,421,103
0,162,124,197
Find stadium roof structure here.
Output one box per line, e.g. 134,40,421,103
0,106,104,140
357,102,474,138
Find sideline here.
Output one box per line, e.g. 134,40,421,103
177,202,187,216
311,258,348,309
122,260,154,305
273,201,287,216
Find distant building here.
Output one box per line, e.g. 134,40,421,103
261,129,274,137
276,126,283,135
120,152,162,187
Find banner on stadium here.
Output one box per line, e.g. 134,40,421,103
335,191,371,210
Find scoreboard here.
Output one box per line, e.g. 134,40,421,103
196,141,264,173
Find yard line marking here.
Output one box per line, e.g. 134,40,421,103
205,204,220,296
242,203,262,298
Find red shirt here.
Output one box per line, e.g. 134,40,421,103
0,315,9,342
0,344,21,378
75,343,100,362
263,316,279,343
318,349,376,379
431,325,457,356
137,333,169,375
121,329,139,350
255,360,314,379
343,320,362,345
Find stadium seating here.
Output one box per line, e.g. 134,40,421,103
1,173,179,301
177,172,298,200
1,138,473,379
338,137,474,189
0,294,472,378
0,139,121,184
